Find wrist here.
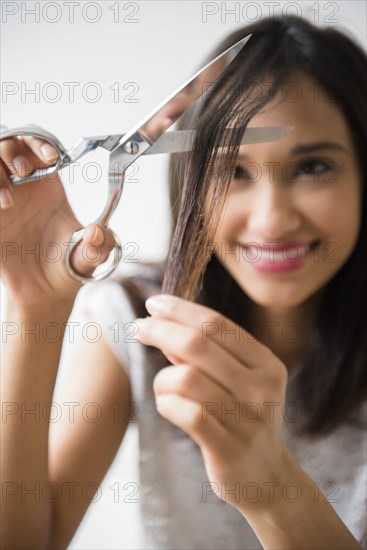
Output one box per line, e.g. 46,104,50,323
5,295,75,323
239,447,363,550
239,445,302,529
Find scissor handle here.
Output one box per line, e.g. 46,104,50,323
0,127,68,184
1,126,124,284
65,226,123,284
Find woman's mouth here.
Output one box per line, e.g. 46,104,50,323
241,241,320,273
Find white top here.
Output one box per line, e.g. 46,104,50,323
76,278,367,550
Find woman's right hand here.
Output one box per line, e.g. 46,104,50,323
0,126,116,314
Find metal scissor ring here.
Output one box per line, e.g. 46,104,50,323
64,227,122,284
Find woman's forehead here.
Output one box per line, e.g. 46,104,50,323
253,71,332,112
243,73,351,145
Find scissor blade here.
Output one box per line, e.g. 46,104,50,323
108,34,252,164
132,35,252,145
145,127,293,155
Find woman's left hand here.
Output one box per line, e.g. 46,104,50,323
135,294,291,516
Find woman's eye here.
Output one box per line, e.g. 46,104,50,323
294,159,336,180
232,159,338,185
234,166,247,180
233,165,256,182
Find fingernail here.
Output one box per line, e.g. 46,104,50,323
13,155,33,177
92,225,104,246
40,143,58,162
0,188,14,209
134,318,151,332
145,295,170,314
84,225,104,246
134,317,147,326
155,395,171,411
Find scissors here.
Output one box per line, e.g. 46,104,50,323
0,34,292,284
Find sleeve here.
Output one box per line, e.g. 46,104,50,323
72,279,141,378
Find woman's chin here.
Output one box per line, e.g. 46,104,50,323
232,276,317,310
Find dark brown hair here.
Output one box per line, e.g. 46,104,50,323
119,16,367,435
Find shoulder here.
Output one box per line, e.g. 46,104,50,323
73,263,164,365
72,263,164,375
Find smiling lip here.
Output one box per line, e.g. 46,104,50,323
241,241,318,273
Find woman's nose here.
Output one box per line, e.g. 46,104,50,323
246,180,301,241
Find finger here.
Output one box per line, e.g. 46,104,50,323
135,316,250,392
0,136,36,178
145,294,273,369
0,124,16,207
20,135,59,164
70,223,116,278
153,365,249,431
0,160,14,209
154,364,234,402
155,393,230,454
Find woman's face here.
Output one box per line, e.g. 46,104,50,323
212,71,362,308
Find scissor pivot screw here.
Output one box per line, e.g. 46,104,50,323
124,140,139,155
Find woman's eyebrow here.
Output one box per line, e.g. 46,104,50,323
236,141,349,161
290,142,349,155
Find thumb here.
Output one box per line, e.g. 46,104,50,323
70,223,117,279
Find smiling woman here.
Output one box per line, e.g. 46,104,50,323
214,71,361,305
113,16,367,548
1,14,366,550
162,17,367,436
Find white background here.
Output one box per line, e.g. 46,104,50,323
1,1,366,548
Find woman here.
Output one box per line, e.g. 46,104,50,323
1,16,366,549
